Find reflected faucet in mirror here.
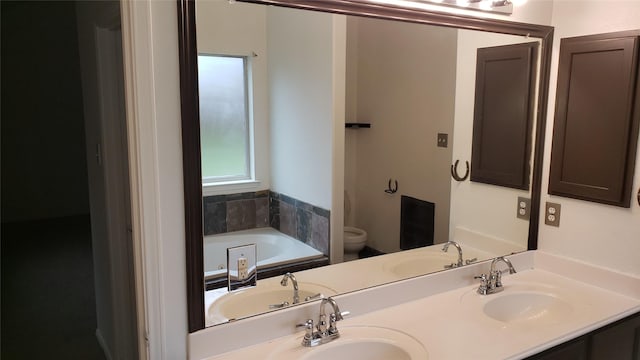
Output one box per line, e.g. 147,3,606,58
442,241,477,269
280,272,299,304
442,241,463,268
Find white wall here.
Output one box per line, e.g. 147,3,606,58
121,0,187,358
450,30,539,251
195,1,270,195
537,0,640,276
267,7,340,210
345,17,457,253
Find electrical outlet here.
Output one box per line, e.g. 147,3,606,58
545,202,561,227
237,257,248,280
437,133,448,148
227,244,257,291
517,197,531,220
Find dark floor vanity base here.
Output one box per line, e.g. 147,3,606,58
526,312,640,360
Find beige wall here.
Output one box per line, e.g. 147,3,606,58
267,7,346,262
267,6,340,210
538,0,640,276
345,17,457,253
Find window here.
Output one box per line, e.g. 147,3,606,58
197,54,252,184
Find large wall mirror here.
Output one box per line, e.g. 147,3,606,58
178,0,553,332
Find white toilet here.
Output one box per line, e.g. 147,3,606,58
343,226,367,261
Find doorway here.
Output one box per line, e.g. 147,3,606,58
1,1,138,358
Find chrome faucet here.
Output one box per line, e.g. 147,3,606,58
442,241,464,268
474,256,517,295
280,272,300,304
442,241,477,268
296,297,349,347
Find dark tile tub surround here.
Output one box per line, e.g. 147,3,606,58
203,190,270,235
202,190,330,256
270,191,330,256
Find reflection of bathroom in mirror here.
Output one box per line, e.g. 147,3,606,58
194,0,541,327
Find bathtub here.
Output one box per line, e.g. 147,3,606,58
203,227,324,281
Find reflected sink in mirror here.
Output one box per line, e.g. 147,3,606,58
381,245,489,278
208,283,337,324
483,292,573,324
383,252,460,277
267,326,428,360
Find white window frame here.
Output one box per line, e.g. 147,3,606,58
198,53,260,196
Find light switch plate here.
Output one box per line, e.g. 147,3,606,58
545,202,561,227
437,133,448,148
517,197,531,220
227,244,257,291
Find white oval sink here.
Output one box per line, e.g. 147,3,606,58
483,292,573,324
209,283,337,322
460,281,575,327
268,326,428,360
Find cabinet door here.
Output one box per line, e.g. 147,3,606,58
471,42,538,190
589,314,640,360
549,30,640,207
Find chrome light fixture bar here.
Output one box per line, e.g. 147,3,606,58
421,0,513,14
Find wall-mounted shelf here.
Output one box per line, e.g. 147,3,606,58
345,122,371,129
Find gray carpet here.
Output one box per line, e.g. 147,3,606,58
2,215,107,359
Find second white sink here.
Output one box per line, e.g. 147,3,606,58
461,279,575,327
483,292,573,324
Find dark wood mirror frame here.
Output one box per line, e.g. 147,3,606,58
177,0,554,333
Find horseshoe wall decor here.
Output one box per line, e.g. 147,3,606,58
451,160,470,182
385,179,399,194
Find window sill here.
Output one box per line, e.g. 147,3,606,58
202,180,264,197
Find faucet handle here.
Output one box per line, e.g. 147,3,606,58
328,311,350,336
474,273,488,281
304,293,322,301
328,313,339,335
296,319,315,346
465,257,478,265
296,319,313,330
269,301,290,309
474,273,489,295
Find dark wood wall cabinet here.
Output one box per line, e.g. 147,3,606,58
526,311,640,360
549,30,640,207
471,42,539,190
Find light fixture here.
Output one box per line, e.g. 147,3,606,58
419,0,513,14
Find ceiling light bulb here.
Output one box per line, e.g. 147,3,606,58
479,0,493,10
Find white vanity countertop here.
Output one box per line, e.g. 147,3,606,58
193,251,640,360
